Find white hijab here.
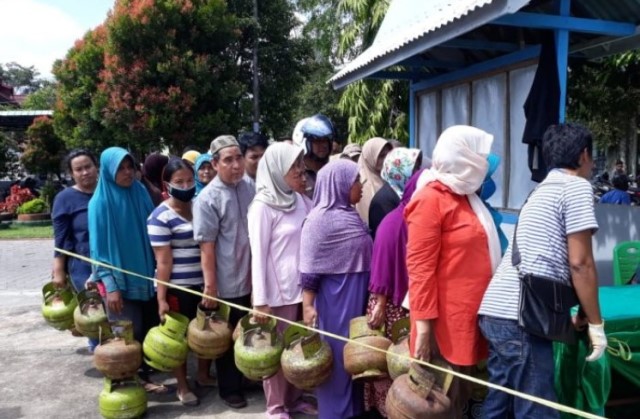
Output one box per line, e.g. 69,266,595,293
253,142,303,212
415,125,501,272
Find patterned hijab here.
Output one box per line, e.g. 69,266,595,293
381,147,422,199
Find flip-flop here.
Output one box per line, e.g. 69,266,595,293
143,381,175,394
178,390,200,406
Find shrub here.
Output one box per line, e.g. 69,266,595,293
17,198,49,215
39,181,59,209
0,185,35,214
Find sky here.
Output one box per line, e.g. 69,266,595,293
0,0,114,79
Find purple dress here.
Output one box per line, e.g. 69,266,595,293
314,272,368,418
300,160,373,419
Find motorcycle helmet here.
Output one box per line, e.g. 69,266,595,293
292,118,309,153
293,114,334,157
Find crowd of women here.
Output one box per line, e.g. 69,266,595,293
52,116,607,419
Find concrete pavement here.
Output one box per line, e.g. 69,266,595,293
0,239,312,419
0,239,51,307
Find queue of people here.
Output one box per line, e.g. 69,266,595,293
51,118,606,419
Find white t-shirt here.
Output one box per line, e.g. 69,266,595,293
248,194,311,307
479,170,598,320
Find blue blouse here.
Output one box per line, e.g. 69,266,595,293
52,187,93,291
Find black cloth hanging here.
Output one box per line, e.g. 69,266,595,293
522,33,560,183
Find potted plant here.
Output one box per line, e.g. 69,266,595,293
0,185,35,221
16,198,51,222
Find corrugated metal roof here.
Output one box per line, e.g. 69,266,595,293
330,0,530,88
0,110,53,116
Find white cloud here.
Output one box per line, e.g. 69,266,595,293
0,0,89,79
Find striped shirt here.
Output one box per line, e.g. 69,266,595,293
147,203,203,286
479,170,598,320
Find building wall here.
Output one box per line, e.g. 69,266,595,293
415,64,538,209
414,64,640,285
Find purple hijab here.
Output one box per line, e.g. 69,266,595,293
368,169,424,306
300,159,372,275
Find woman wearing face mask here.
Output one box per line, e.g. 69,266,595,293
248,142,316,418
194,153,215,197
405,126,500,416
147,158,213,406
89,147,167,393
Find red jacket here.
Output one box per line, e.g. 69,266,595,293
405,181,491,366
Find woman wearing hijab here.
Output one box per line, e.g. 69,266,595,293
141,152,169,206
364,168,423,416
181,150,201,167
355,137,392,226
479,154,509,255
248,142,316,419
89,147,165,393
405,125,501,416
194,153,214,196
368,147,422,238
300,159,372,419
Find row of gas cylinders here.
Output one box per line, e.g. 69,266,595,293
42,283,453,418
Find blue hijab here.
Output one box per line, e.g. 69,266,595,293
88,147,155,300
479,153,509,255
194,153,213,196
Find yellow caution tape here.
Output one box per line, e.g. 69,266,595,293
54,247,607,419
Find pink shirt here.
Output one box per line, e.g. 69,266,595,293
248,193,312,307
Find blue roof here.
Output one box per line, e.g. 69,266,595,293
330,0,640,88
330,0,529,88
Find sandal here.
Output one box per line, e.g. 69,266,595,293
142,381,174,394
287,400,318,415
178,390,199,406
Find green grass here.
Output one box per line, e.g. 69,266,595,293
0,224,53,239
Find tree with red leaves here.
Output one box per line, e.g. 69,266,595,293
22,116,66,178
53,0,311,154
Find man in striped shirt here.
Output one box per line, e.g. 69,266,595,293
478,123,606,418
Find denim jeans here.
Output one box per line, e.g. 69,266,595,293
479,315,560,419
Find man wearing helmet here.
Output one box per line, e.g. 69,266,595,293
292,114,334,198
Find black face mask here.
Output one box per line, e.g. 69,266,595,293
167,184,196,202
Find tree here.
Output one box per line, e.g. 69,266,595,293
568,51,640,173
0,131,19,178
22,116,66,177
569,53,640,148
227,0,312,137
53,25,116,152
294,59,348,140
296,0,408,144
53,0,311,153
22,84,57,110
0,62,43,89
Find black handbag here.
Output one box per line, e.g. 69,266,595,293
512,195,579,344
